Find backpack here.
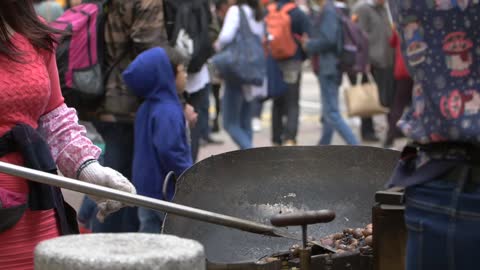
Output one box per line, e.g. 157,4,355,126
336,9,369,74
50,0,111,118
310,7,369,75
265,3,298,60
164,0,214,73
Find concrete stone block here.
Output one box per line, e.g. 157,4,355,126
35,233,205,270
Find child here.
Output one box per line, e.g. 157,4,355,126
122,47,193,233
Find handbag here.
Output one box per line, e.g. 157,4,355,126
211,6,266,86
344,73,389,117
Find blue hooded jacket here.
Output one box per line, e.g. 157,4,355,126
122,47,192,201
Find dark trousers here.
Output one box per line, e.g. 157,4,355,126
187,84,211,162
272,75,301,144
386,78,413,141
91,121,139,233
211,83,221,127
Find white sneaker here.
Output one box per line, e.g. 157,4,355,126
252,118,262,133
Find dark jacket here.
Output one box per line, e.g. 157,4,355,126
101,0,169,121
123,48,192,201
352,1,394,68
0,124,78,235
306,1,341,76
271,0,312,61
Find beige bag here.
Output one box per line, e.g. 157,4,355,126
344,73,389,117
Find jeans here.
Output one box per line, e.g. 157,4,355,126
91,121,139,233
252,98,264,119
404,169,480,270
318,74,358,145
272,74,301,144
187,84,211,162
138,207,165,233
222,80,253,149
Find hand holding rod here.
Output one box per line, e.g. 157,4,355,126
0,161,289,238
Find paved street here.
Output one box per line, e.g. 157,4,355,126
64,70,405,211
197,70,400,161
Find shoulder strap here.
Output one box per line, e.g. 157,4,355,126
238,5,254,36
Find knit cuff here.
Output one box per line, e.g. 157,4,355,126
78,160,102,182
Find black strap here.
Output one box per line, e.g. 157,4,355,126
0,124,79,235
413,142,480,164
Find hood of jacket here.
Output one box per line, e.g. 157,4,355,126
122,47,179,103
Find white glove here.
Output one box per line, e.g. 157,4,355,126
78,161,137,222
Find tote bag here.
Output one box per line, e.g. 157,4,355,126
211,6,266,86
344,73,389,117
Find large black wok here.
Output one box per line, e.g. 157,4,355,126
163,146,399,263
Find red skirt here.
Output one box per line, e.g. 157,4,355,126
0,153,60,270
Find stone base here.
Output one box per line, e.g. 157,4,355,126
35,233,205,270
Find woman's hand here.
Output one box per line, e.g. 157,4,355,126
184,104,198,128
301,33,310,51
78,161,136,222
214,39,222,52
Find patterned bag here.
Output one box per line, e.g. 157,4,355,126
211,6,266,86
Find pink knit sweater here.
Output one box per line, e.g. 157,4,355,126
0,33,100,270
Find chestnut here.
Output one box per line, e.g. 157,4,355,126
365,235,373,246
362,228,373,237
333,233,344,240
353,228,364,239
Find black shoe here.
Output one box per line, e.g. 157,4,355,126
362,134,380,143
202,137,224,145
211,121,220,133
383,140,393,149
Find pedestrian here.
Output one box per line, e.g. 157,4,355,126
123,47,193,233
352,0,395,143
34,0,64,22
302,0,359,145
215,0,265,149
209,0,231,133
266,0,311,146
388,2,480,269
0,2,136,269
383,27,412,148
90,0,168,232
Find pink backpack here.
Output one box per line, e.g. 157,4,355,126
50,1,110,118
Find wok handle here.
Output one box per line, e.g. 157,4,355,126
162,171,177,201
270,210,336,227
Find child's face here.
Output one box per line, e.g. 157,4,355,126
176,65,187,94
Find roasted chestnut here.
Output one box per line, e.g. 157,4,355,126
365,235,373,246
333,233,344,240
362,228,373,237
353,228,364,239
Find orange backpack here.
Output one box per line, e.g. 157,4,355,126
265,3,298,60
